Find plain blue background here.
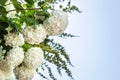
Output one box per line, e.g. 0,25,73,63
33,0,120,80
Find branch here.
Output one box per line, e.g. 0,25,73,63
7,8,41,13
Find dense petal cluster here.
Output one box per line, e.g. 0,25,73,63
23,47,44,69
0,69,16,80
6,47,24,67
14,47,44,80
0,47,24,80
43,10,68,36
0,60,16,80
23,24,47,44
14,66,35,80
4,33,24,47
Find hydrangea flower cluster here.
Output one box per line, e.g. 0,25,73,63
0,0,70,79
43,10,68,36
0,9,69,80
23,24,47,44
0,26,45,80
0,0,80,79
14,47,44,80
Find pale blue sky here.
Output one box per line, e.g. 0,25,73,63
34,0,120,80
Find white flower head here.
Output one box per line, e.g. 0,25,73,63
5,0,16,18
0,60,10,72
23,47,44,69
23,24,47,44
43,10,68,36
0,69,16,80
4,32,24,47
0,60,16,80
6,47,24,67
14,66,35,80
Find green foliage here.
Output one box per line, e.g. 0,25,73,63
21,37,75,80
59,33,79,38
39,38,74,80
24,0,34,5
0,0,7,5
0,6,7,14
62,0,81,13
11,0,24,13
38,72,49,80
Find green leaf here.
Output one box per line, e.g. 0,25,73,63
38,72,48,80
23,3,32,8
45,0,53,3
0,21,9,30
24,0,34,5
0,0,7,5
26,17,36,25
39,38,74,80
38,1,50,11
38,1,45,6
0,15,8,21
22,43,32,52
59,5,63,8
35,11,50,23
59,33,79,38
0,6,7,15
12,18,22,31
44,63,57,80
11,0,24,13
70,5,81,13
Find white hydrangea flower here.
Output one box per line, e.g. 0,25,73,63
0,69,16,80
3,68,16,80
5,0,16,18
43,10,68,36
23,24,47,44
0,60,16,80
23,47,44,69
0,60,10,72
6,47,24,67
14,66,35,80
4,33,24,47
